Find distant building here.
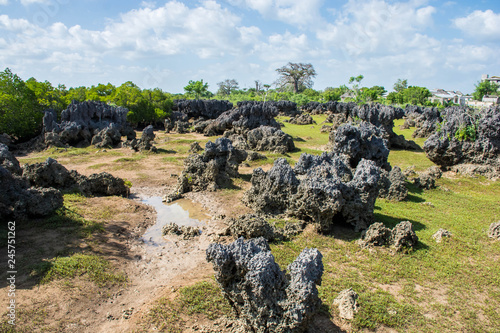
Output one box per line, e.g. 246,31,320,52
428,89,470,105
482,95,500,104
481,74,500,85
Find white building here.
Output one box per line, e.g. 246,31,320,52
481,74,500,85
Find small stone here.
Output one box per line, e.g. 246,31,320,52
432,229,452,243
488,221,500,239
333,288,359,320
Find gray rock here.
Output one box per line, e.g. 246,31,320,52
227,214,277,240
245,155,381,232
432,229,452,243
189,141,203,153
246,151,267,161
488,222,500,239
424,106,500,177
162,223,200,240
166,137,247,200
246,126,295,153
123,125,157,152
0,143,21,175
206,237,323,333
289,113,315,125
359,221,418,252
0,166,63,222
390,221,419,251
333,288,359,320
43,101,132,148
331,122,390,170
378,166,408,201
22,158,129,197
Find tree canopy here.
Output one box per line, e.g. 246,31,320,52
275,63,317,93
184,79,211,100
216,79,239,96
393,79,408,93
472,80,499,101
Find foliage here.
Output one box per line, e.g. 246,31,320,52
393,78,408,92
387,86,431,105
0,68,44,139
472,80,499,101
275,62,317,93
184,79,211,100
454,123,477,142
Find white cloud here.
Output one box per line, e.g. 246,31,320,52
0,0,8,5
453,10,500,41
253,31,310,63
227,0,324,28
18,0,49,5
317,0,437,57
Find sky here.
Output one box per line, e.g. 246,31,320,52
1,0,499,94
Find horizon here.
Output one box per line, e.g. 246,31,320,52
1,0,499,94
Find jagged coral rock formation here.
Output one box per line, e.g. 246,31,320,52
206,237,323,333
164,137,247,202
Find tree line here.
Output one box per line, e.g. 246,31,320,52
2,63,496,140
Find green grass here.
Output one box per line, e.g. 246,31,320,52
37,253,127,287
145,280,232,332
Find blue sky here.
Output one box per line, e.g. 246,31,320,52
1,0,499,94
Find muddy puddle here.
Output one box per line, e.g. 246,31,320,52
138,196,209,250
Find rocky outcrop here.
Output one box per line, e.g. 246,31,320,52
330,123,390,170
162,223,201,239
244,154,381,232
245,126,295,154
22,158,129,197
227,214,277,240
43,101,134,148
0,143,21,175
423,106,500,177
359,221,418,252
0,166,63,221
189,142,203,153
289,113,315,125
203,102,280,136
432,229,452,243
164,138,247,202
123,125,157,152
488,222,500,240
412,107,441,139
173,99,233,119
206,237,323,333
333,288,359,320
378,166,408,201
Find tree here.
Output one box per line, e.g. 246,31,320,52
400,86,431,105
393,79,408,93
184,79,210,100
275,62,317,93
217,79,239,96
472,80,499,101
0,68,43,139
348,75,364,101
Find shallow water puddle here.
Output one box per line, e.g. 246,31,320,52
139,196,208,249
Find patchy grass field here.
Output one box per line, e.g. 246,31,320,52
4,117,499,332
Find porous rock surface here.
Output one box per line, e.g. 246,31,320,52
359,221,419,251
0,166,63,221
173,99,233,119
244,154,381,232
423,106,500,178
22,158,129,197
333,288,359,320
330,122,390,170
432,229,452,243
245,126,295,154
227,214,277,240
0,143,21,175
123,125,157,152
164,137,247,201
289,113,315,125
206,237,323,333
203,102,280,136
488,222,500,239
162,223,201,240
378,166,408,201
43,101,134,148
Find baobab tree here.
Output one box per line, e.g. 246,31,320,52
275,62,317,93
